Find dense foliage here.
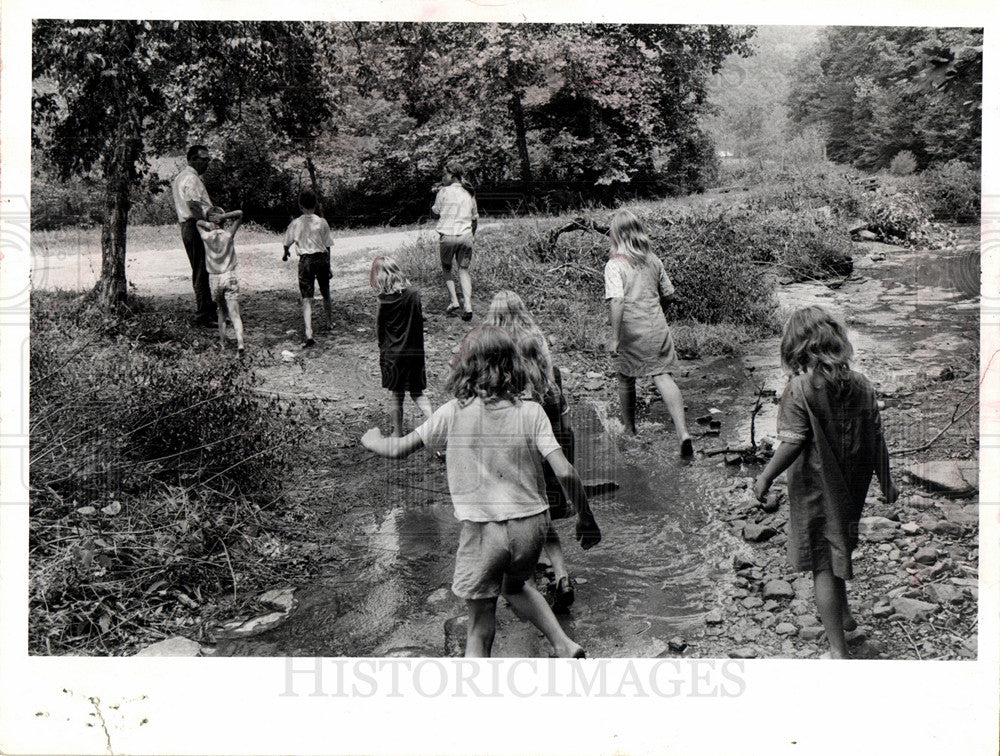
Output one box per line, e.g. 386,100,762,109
787,27,981,171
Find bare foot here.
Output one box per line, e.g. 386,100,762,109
554,641,586,658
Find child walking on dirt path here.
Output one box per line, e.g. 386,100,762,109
370,256,433,437
361,325,601,658
604,209,693,456
283,189,333,348
753,306,899,659
485,290,579,612
196,207,245,355
431,162,478,321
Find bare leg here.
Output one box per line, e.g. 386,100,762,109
388,391,405,437
814,570,848,658
652,372,692,446
617,373,637,434
216,299,228,350
458,267,473,314
412,392,434,422
443,269,461,309
227,297,245,351
544,526,569,582
840,581,857,631
302,298,313,341
502,577,584,658
322,296,333,330
465,597,498,658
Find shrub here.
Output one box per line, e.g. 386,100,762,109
920,160,980,222
29,294,302,654
889,151,918,176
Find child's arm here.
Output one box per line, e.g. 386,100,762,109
223,210,243,237
361,428,425,459
608,298,625,354
752,441,805,501
872,411,899,503
196,220,213,233
545,449,601,550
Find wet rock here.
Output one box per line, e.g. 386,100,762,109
444,615,468,657
913,547,938,565
761,491,783,513
872,602,894,618
743,523,777,542
762,580,795,600
858,516,899,542
925,583,963,605
790,599,812,616
668,637,688,653
704,609,724,625
426,587,454,608
904,460,977,497
891,597,938,621
792,577,812,598
728,646,759,659
932,520,963,537
135,637,203,657
799,626,825,641
775,622,798,636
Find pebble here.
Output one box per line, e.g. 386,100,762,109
913,547,938,565
790,599,812,616
890,597,939,621
888,549,901,561
900,522,921,535
925,583,963,605
932,520,963,537
728,646,759,659
704,609,724,625
799,626,825,641
135,637,203,657
762,580,795,600
280,350,296,362
724,454,743,466
908,494,938,509
742,596,764,609
668,637,688,653
743,523,777,542
872,603,894,618
762,600,780,613
791,577,813,599
774,622,798,636
733,554,756,570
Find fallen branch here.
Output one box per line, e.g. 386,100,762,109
891,401,978,456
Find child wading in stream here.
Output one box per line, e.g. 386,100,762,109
370,256,433,436
362,325,601,657
753,306,898,659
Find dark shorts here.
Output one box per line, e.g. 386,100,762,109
298,253,331,299
439,233,474,270
452,511,550,600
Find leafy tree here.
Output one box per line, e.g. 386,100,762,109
32,20,331,309
786,27,981,170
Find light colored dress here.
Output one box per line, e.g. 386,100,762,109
604,254,678,377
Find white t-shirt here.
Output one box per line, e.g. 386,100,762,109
171,166,211,223
283,213,333,256
415,397,560,522
432,183,478,237
198,227,236,275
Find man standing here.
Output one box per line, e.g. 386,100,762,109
172,144,217,326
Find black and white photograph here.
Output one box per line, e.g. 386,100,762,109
2,1,997,754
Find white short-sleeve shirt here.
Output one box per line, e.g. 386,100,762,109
283,213,333,256
171,166,212,223
432,183,478,237
415,397,560,523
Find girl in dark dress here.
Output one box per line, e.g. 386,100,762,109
370,256,433,436
753,306,898,659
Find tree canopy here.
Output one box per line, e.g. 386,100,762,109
786,26,982,170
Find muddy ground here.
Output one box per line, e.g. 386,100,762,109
34,224,981,660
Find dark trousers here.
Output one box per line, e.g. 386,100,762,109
181,220,216,320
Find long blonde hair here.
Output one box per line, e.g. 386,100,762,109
780,306,854,386
369,255,410,295
609,208,652,266
484,289,555,399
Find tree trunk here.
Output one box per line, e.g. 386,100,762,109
508,91,533,198
94,114,140,310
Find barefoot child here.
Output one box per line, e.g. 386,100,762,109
485,289,579,611
361,325,601,657
604,209,693,456
283,189,333,347
196,208,245,355
753,306,898,659
431,162,478,321
370,256,433,436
